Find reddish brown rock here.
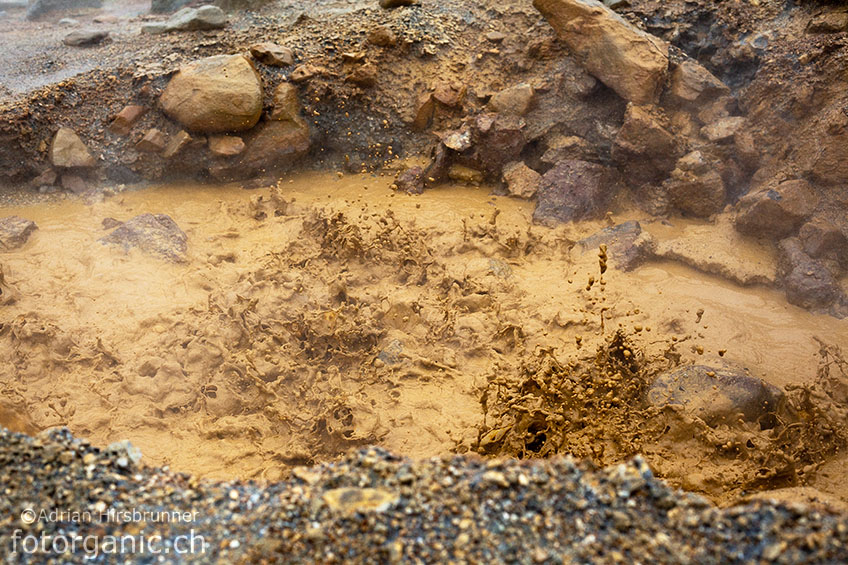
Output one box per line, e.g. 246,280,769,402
136,129,167,153
346,63,378,88
162,130,192,159
534,160,614,223
799,220,847,263
209,135,245,157
667,60,730,107
735,179,819,239
290,64,323,83
394,167,425,194
237,119,310,176
613,104,678,182
60,174,88,194
367,26,397,47
109,105,146,135
777,237,840,311
411,92,435,130
488,84,535,116
502,161,541,199
433,81,466,108
473,114,527,177
665,151,726,218
270,83,304,124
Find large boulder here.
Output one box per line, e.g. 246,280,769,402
533,0,669,104
50,127,96,168
648,364,784,428
665,150,726,218
777,237,840,311
534,160,614,224
100,214,188,263
160,54,263,133
26,0,101,20
735,179,819,239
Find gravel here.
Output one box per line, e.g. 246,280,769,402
1,427,847,564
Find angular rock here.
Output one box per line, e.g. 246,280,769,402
270,83,304,124
160,54,263,133
61,174,88,194
62,30,109,47
799,220,847,264
164,5,226,32
30,168,57,189
807,12,848,34
648,364,784,428
379,0,414,8
777,237,840,310
439,128,472,152
433,81,466,108
411,92,435,130
701,116,746,143
534,160,613,224
533,0,669,104
667,60,730,107
322,487,398,515
346,63,378,88
236,119,310,176
50,127,96,168
162,130,192,159
136,129,166,153
209,135,245,157
488,84,535,116
735,179,819,239
0,216,37,250
577,220,655,271
541,135,597,165
100,213,188,262
613,104,678,182
394,167,425,194
249,42,294,67
108,105,146,136
473,113,527,177
502,161,541,199
665,151,726,217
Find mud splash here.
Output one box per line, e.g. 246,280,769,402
1,172,846,506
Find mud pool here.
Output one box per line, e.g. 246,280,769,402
1,172,847,507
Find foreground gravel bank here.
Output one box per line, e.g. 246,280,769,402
1,428,847,564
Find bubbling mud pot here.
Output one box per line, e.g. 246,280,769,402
1,171,847,510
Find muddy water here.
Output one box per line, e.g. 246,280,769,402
1,172,846,504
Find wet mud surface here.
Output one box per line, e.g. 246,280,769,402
2,172,847,509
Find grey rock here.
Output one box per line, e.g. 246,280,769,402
62,30,110,47
777,237,841,311
26,0,101,20
100,213,188,262
0,216,38,250
534,160,615,224
648,364,784,428
144,5,227,33
577,221,655,271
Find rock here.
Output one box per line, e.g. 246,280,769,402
411,92,435,130
109,105,146,136
534,160,613,224
209,135,245,157
30,168,57,189
807,12,848,34
322,487,398,515
448,164,483,185
250,42,294,67
502,162,541,199
533,0,668,104
472,114,527,177
379,0,414,8
488,84,535,116
735,179,819,239
701,116,746,143
665,151,726,217
777,238,840,310
367,26,397,47
270,83,304,124
577,221,655,271
160,54,263,133
62,30,109,47
26,0,100,20
164,5,226,31
58,17,79,26
433,81,466,108
346,63,378,88
394,167,425,194
667,60,730,107
0,216,37,250
100,213,188,262
136,129,167,153
50,128,96,168
485,30,507,42
734,130,760,172
799,220,847,264
60,174,88,194
290,64,322,83
648,364,784,428
163,130,192,159
236,119,310,176
541,135,597,165
439,128,472,152
151,0,191,13
613,104,678,182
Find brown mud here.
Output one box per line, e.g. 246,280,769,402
1,171,847,508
